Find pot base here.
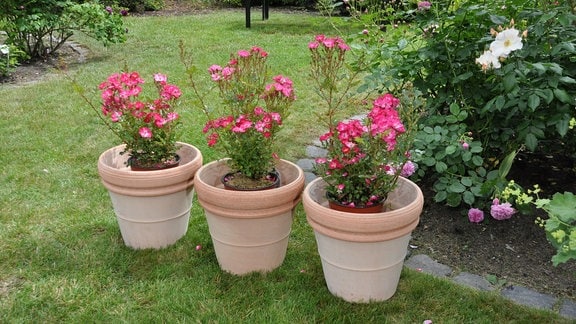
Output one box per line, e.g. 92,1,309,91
315,230,411,303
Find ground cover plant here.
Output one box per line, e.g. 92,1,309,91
0,4,574,322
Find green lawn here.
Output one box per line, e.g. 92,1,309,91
0,9,570,322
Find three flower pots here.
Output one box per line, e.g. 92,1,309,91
97,142,202,249
194,159,305,275
303,176,424,303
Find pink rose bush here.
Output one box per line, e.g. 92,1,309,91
309,35,423,209
98,71,182,168
186,46,295,180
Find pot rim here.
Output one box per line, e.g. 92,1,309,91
303,177,424,242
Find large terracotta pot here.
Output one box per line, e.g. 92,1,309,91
194,159,305,275
303,176,423,303
98,142,203,250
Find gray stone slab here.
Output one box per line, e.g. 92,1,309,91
305,145,327,158
404,254,452,277
500,285,557,311
304,172,317,185
560,299,576,320
452,272,495,291
310,139,322,147
296,158,315,172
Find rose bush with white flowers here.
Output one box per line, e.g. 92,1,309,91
347,0,576,212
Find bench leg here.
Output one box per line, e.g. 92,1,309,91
263,0,269,20
245,0,251,28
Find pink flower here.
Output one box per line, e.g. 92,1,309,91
372,93,400,110
336,184,345,193
161,84,182,100
237,50,250,57
232,116,252,133
110,111,122,122
139,127,152,138
253,106,264,115
221,67,235,80
328,159,343,169
166,112,178,122
490,198,516,220
401,161,416,177
468,208,484,223
207,133,219,147
462,142,470,150
270,112,281,123
153,73,167,84
418,1,431,10
319,131,333,141
322,38,336,48
208,64,222,74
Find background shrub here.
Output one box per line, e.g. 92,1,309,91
349,0,576,209
0,0,127,60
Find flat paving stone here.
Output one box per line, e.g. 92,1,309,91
560,299,576,319
404,254,452,277
305,145,327,158
452,272,494,291
296,158,315,172
500,285,557,311
304,171,317,185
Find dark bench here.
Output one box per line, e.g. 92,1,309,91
245,0,269,28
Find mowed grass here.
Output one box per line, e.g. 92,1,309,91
0,9,570,322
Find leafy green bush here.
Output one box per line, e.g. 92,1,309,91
115,0,164,12
0,43,26,76
535,192,576,266
350,0,576,209
1,0,127,59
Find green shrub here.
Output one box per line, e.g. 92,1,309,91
1,0,127,59
350,0,576,209
0,43,26,76
116,0,164,12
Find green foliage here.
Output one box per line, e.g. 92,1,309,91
537,192,576,266
350,0,576,209
1,0,126,59
116,0,164,12
0,43,26,76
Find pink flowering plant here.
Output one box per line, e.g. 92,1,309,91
489,179,576,266
94,71,182,168
183,45,295,181
309,35,422,208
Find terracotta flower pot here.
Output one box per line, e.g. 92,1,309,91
303,176,424,303
97,142,203,250
194,159,305,275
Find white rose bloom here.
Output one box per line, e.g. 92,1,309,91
489,28,523,58
476,50,501,70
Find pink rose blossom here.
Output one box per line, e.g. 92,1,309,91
468,208,484,223
490,198,516,220
401,161,416,177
